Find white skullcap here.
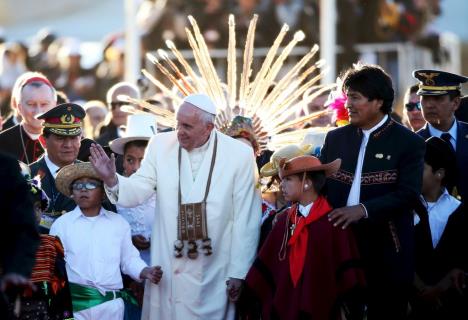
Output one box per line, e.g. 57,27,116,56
183,94,217,115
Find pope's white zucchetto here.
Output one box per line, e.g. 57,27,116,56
182,93,217,115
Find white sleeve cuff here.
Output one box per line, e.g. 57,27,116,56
104,178,119,203
359,203,368,218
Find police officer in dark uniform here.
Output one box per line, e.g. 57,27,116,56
414,69,468,201
29,103,86,230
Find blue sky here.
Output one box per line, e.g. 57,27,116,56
432,0,468,40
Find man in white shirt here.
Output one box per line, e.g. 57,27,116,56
321,63,425,319
51,162,162,320
90,93,261,320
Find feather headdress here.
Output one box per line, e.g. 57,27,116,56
123,14,334,151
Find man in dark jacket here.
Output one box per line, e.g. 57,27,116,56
29,103,85,230
321,63,425,319
414,69,468,201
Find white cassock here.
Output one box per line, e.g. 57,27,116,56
106,130,262,320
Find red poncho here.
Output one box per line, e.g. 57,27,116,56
244,196,365,319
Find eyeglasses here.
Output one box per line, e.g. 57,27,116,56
405,102,422,112
71,182,102,191
110,101,127,110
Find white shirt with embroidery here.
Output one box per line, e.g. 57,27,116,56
117,194,156,264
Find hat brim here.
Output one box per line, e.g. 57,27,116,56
416,89,451,96
44,127,82,136
260,162,277,177
279,158,341,179
260,144,315,177
109,136,150,155
56,162,101,197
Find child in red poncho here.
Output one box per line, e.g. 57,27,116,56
242,155,365,320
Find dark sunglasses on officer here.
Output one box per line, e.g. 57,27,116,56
405,102,422,112
71,181,102,191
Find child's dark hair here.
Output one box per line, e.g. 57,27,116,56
425,154,456,188
294,170,327,195
124,140,149,154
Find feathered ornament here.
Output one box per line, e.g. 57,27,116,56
126,14,335,151
325,77,349,127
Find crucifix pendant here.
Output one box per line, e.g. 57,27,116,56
290,224,296,236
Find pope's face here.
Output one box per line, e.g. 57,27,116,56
176,103,214,151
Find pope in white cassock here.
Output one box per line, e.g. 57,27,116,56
90,93,262,320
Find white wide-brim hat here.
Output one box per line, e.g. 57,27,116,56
110,114,158,155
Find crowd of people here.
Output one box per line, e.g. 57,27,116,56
0,0,445,119
1,60,467,320
0,2,467,320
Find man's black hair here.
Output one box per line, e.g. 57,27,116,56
342,64,395,114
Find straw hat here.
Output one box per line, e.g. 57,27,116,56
279,156,341,179
109,114,158,155
56,162,101,197
260,144,313,177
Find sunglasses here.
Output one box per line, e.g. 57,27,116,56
405,102,422,112
110,101,127,110
71,181,102,191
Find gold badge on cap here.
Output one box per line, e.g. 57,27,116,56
419,72,439,86
375,153,384,159
60,113,75,125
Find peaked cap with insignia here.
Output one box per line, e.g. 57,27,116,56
37,103,86,136
413,69,468,96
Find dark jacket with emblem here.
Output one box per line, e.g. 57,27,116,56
320,117,425,285
417,120,468,201
0,124,44,164
29,156,77,219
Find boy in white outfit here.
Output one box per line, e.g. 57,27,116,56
50,162,162,320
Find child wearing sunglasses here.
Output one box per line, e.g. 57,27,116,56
50,162,163,320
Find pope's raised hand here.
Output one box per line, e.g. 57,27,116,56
89,143,118,187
